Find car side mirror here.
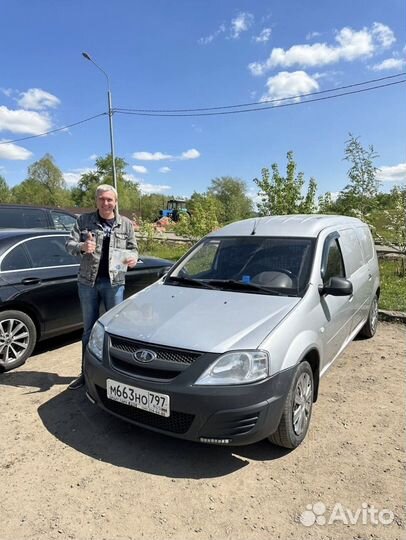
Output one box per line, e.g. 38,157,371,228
319,276,353,296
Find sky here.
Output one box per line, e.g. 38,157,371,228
1,0,405,204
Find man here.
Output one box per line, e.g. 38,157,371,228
65,184,138,389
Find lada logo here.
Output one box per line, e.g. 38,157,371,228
133,349,157,363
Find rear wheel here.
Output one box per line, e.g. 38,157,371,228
359,294,379,338
268,361,314,449
0,310,37,371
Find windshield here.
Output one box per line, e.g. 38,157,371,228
165,236,315,296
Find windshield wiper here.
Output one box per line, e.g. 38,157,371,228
166,275,217,289
206,279,285,295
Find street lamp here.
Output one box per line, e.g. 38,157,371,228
82,51,118,198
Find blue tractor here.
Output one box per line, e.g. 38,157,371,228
158,198,188,222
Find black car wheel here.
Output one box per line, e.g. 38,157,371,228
268,361,314,449
0,310,37,371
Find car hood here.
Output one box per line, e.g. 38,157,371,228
101,281,300,352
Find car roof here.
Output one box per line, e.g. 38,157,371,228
0,228,68,241
208,214,366,238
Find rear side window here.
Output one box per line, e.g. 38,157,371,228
1,244,31,271
338,228,364,275
25,237,79,267
355,226,375,262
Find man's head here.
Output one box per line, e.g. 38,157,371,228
95,184,117,219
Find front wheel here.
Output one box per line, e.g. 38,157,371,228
0,310,37,371
268,361,314,449
358,294,379,338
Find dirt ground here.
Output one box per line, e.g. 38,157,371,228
0,322,404,540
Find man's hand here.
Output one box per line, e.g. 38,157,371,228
82,231,96,254
125,256,138,268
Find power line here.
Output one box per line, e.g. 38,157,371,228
0,73,404,146
115,79,406,117
116,72,406,113
0,112,106,146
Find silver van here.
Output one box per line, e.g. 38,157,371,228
84,215,380,449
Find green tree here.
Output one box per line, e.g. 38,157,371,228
335,134,380,220
139,193,172,222
254,151,317,216
318,191,335,214
71,154,140,210
175,194,219,239
20,153,71,206
0,175,11,203
207,176,254,224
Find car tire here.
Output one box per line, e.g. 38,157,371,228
268,361,314,449
0,310,37,371
358,294,379,339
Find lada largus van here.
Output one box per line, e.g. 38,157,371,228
84,215,380,449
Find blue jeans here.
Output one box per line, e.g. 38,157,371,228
78,278,124,349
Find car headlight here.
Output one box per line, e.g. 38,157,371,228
88,321,105,361
195,350,269,385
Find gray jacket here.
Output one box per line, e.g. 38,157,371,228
65,211,138,286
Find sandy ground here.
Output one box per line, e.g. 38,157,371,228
0,322,405,540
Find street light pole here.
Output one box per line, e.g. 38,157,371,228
82,52,118,200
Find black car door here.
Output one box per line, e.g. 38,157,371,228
1,235,82,339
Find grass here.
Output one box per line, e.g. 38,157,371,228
378,258,406,312
142,241,406,312
140,241,190,261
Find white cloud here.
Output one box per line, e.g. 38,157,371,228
198,24,226,45
371,22,396,48
372,57,405,71
138,182,172,195
0,106,52,135
261,71,319,102
132,151,172,161
17,88,61,110
306,31,322,41
376,163,406,182
248,23,395,75
89,153,98,161
231,12,254,39
63,168,92,186
180,148,200,160
159,166,171,173
132,164,148,174
253,28,272,43
132,148,201,162
0,141,33,160
1,88,13,97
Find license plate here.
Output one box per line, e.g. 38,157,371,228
106,379,170,417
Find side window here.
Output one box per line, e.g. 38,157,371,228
1,245,31,271
51,211,77,231
25,237,79,267
322,238,345,282
22,209,49,228
355,226,375,262
339,228,364,275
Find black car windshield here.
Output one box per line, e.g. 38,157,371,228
165,236,316,296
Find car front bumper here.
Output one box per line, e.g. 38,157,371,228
84,349,295,446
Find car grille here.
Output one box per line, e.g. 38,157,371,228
109,335,202,365
96,385,194,434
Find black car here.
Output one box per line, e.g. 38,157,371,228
0,204,78,230
0,229,172,371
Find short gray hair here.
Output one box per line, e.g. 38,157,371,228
95,184,118,200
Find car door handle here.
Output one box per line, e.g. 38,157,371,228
21,277,41,285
